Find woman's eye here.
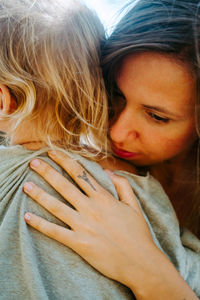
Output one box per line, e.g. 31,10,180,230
148,111,170,123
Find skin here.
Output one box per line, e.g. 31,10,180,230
0,53,198,299
110,52,197,168
0,84,43,146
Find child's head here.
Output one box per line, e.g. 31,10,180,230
0,0,108,156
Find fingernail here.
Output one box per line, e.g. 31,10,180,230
23,182,34,192
30,159,40,168
48,150,57,157
24,213,31,222
105,169,114,177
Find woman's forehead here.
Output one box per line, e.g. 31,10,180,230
116,52,195,117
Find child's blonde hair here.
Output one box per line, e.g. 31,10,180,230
0,0,109,157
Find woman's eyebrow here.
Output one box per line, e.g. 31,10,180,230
143,105,183,118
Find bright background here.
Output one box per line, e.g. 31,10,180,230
84,0,128,34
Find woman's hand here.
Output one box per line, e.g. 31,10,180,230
23,151,154,288
23,151,198,300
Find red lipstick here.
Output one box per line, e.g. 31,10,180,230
112,146,140,159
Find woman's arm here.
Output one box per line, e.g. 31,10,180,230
23,151,198,300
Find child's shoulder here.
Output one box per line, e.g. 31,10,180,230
0,145,48,169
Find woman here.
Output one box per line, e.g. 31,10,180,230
23,0,200,299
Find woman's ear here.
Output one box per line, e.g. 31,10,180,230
0,84,17,114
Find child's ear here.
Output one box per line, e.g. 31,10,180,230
0,84,17,114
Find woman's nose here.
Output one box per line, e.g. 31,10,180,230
109,109,138,144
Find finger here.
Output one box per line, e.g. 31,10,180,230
48,150,106,197
24,212,77,249
23,182,80,229
106,171,142,214
29,158,88,209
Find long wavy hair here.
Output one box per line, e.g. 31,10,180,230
0,0,109,158
102,0,200,236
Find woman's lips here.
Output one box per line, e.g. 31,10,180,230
112,146,140,159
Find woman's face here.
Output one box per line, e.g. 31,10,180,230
110,52,197,166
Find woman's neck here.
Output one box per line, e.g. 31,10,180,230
149,145,197,226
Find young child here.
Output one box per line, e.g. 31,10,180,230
0,0,134,299
0,0,108,155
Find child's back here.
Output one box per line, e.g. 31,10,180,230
0,0,134,298
0,145,135,299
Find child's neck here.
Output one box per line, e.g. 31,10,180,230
20,141,48,150
8,119,60,150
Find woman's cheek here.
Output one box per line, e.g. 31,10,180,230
160,129,196,158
